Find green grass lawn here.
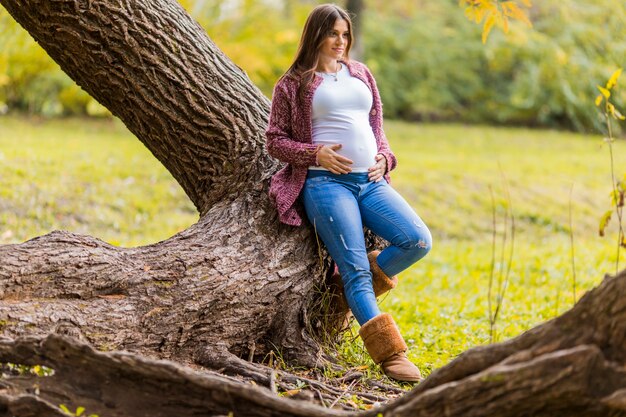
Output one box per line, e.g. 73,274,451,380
0,115,198,247
381,122,625,376
1,115,624,380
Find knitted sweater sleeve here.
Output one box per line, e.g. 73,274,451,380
364,66,397,173
266,81,319,167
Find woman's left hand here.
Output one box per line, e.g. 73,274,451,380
368,154,387,182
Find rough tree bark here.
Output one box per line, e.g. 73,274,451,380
0,0,330,368
2,0,626,416
3,270,626,416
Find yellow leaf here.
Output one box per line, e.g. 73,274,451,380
597,86,611,99
482,14,496,43
468,3,488,23
613,106,626,120
475,6,487,23
501,1,515,15
595,94,603,106
606,68,623,90
599,210,612,237
465,6,477,22
484,1,498,13
502,2,532,26
462,0,532,40
609,104,625,120
282,389,301,397
611,190,620,206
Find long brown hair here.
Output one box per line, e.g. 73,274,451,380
283,4,353,101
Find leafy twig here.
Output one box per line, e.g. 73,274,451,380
596,68,625,274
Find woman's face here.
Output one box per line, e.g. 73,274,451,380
318,18,349,63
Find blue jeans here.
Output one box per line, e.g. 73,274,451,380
302,170,432,325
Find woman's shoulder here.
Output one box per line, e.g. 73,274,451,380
345,59,367,70
274,73,300,94
271,75,300,103
345,60,374,79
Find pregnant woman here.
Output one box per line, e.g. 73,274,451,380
265,4,432,382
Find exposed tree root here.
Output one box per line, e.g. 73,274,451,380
2,270,626,416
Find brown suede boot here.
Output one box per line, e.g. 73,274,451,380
358,313,422,382
367,250,398,297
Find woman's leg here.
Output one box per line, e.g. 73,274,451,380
356,179,428,382
301,175,380,325
303,173,424,381
359,180,432,277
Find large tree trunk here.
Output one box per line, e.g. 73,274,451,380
3,0,626,415
0,0,330,368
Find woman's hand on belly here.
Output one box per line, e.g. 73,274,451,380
317,144,354,174
367,153,387,182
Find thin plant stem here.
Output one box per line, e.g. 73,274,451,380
488,186,497,343
493,169,514,329
569,183,577,304
492,167,514,337
504,173,515,290
493,192,508,331
498,197,508,300
605,109,624,273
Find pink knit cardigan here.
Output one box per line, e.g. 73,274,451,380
265,60,397,226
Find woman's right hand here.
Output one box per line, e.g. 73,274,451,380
316,144,353,174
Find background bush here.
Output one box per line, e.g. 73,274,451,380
1,0,624,133
364,0,626,134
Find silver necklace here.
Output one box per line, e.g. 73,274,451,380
320,62,340,82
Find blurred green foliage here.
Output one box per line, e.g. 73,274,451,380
0,12,109,117
365,0,626,134
0,0,624,132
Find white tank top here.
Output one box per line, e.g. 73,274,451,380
310,64,378,172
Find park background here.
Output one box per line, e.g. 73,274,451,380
1,0,625,381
